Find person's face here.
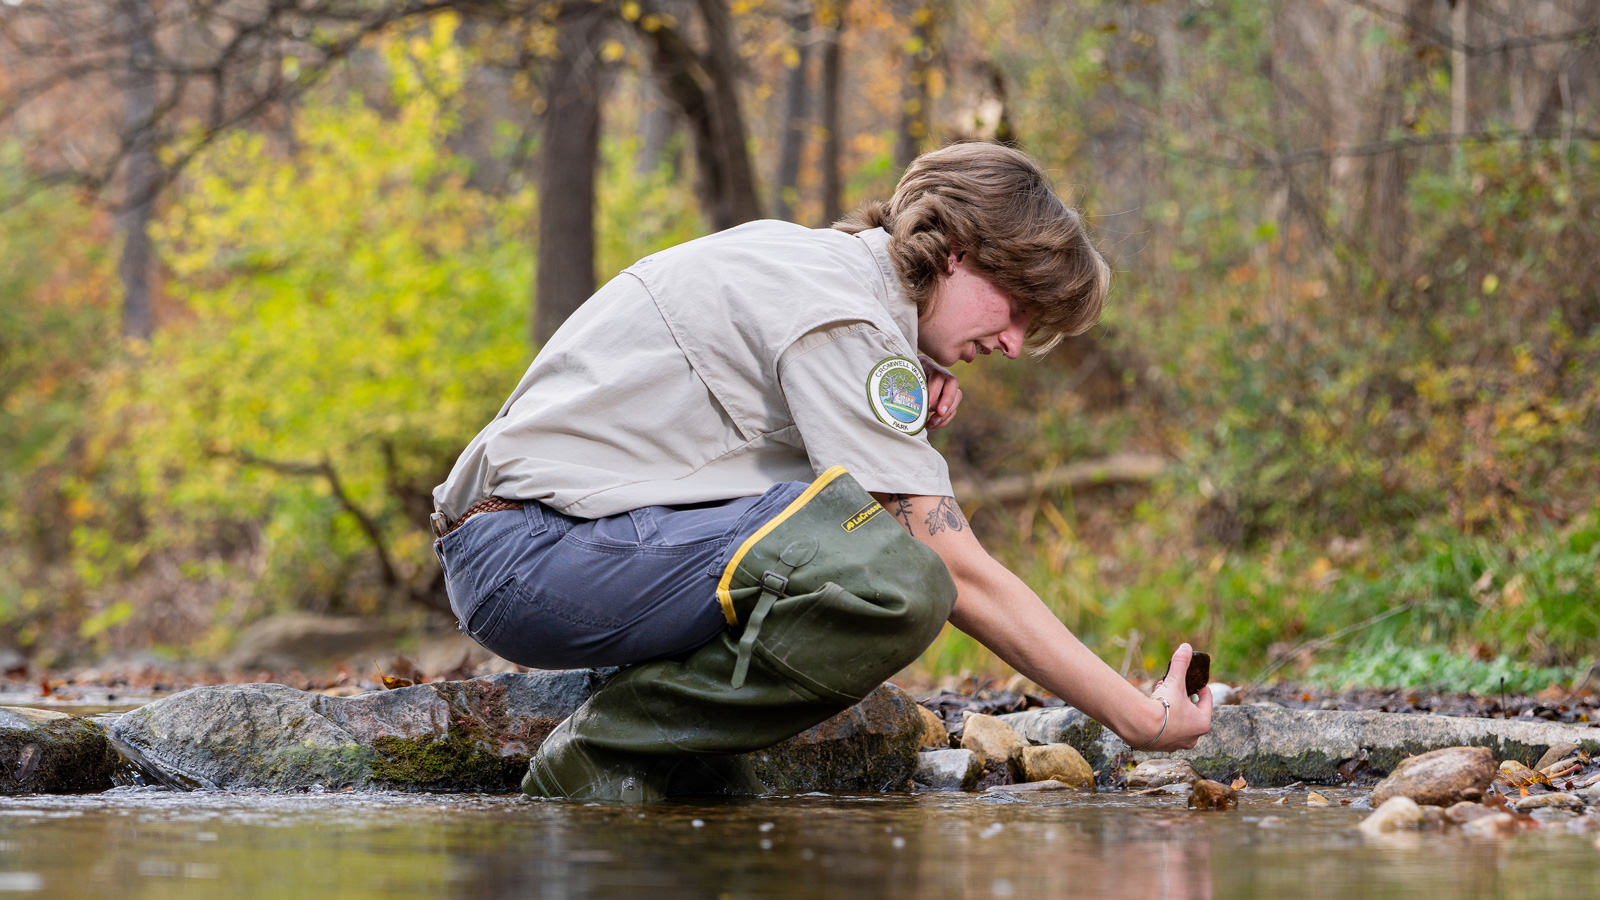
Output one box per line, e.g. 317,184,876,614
917,251,1031,368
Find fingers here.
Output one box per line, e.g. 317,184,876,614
1162,642,1192,697
926,382,962,429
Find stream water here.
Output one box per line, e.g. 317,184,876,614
3,786,1598,899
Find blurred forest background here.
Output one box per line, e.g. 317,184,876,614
1,0,1596,693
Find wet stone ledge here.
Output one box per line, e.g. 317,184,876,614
103,673,926,795
1,707,121,794
999,704,1600,786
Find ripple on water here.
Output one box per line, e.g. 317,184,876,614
0,789,1596,899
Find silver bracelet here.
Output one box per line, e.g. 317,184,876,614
1132,696,1170,751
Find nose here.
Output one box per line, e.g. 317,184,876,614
998,320,1026,359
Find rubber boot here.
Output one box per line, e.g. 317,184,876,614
522,466,955,802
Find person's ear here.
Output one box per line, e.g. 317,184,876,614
945,242,966,275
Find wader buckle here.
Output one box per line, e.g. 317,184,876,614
731,570,789,690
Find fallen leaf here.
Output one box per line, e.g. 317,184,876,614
1496,760,1552,789
374,661,413,690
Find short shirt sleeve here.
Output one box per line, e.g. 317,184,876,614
777,322,954,497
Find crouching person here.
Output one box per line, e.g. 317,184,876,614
431,143,1213,803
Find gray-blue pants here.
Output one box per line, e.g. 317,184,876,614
434,482,809,670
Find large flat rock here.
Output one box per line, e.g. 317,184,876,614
108,672,926,795
1,707,121,794
741,684,925,794
109,669,606,791
999,704,1600,785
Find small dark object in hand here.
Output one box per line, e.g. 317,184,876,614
1162,651,1210,699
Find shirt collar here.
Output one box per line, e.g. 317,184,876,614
853,227,919,351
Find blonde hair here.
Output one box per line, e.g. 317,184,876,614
834,142,1109,354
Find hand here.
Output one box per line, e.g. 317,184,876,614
1137,643,1215,751
920,355,963,429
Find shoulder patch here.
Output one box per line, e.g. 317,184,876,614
866,356,929,435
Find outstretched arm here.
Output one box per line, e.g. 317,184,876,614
874,492,1213,751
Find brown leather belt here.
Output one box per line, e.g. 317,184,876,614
431,497,524,538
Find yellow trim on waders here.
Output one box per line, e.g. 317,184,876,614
716,465,849,625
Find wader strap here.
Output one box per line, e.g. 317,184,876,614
731,570,788,690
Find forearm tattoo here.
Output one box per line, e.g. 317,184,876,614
925,496,966,535
886,493,915,533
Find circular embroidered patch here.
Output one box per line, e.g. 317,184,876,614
866,356,928,435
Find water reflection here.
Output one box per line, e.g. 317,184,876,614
0,789,1596,899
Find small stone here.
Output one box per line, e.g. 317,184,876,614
1187,778,1237,810
1369,746,1497,807
1420,805,1447,829
915,749,982,792
1358,796,1424,835
1460,812,1519,837
1579,784,1600,806
1207,684,1241,706
1530,807,1577,823
1444,801,1495,825
1533,742,1578,772
916,705,949,750
1510,791,1583,811
1019,744,1093,788
1126,758,1200,789
1319,699,1342,711
1306,791,1330,807
960,713,1025,776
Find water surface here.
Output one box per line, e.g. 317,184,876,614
3,787,1597,899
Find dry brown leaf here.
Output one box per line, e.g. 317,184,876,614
374,661,413,691
1497,760,1552,789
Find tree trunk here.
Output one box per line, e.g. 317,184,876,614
1450,0,1470,137
774,7,811,222
533,2,609,346
119,0,158,342
894,1,932,170
819,0,846,224
634,0,762,230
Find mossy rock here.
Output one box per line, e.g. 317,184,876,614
0,707,121,794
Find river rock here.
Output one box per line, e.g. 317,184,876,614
1534,742,1578,772
222,613,406,672
1187,778,1237,810
1460,812,1520,837
742,684,925,793
1019,744,1093,788
1126,758,1200,789
1,707,121,794
917,704,950,749
109,669,607,791
1511,792,1584,811
1444,801,1496,825
915,749,981,791
999,705,1600,787
1358,796,1424,834
1370,747,1496,807
961,713,1025,776
1582,784,1600,806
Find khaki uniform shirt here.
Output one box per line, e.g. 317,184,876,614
433,221,953,521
